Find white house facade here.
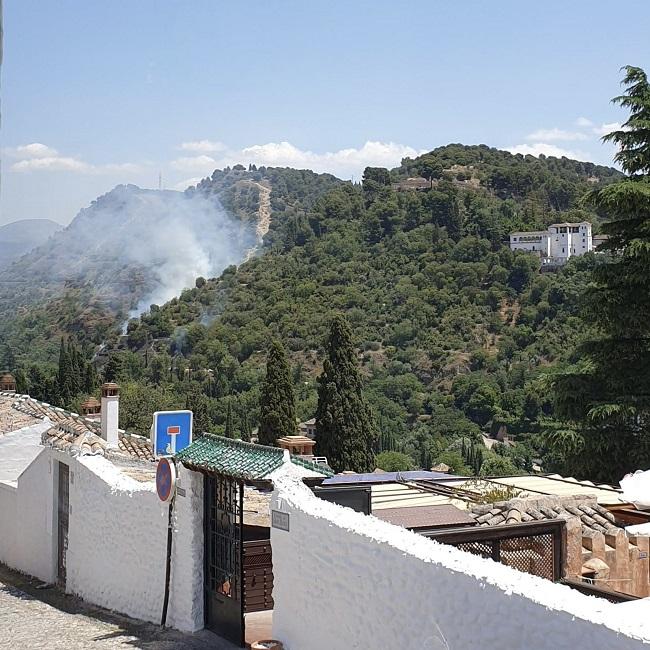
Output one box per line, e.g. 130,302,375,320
510,221,593,265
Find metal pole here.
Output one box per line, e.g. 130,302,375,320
161,493,175,626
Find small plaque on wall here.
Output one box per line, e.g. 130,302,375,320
271,509,290,532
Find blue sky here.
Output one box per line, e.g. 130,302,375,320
2,0,649,225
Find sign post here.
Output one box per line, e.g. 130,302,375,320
152,410,193,457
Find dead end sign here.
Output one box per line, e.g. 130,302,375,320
153,410,193,457
271,510,290,531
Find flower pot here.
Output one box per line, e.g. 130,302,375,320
251,641,283,650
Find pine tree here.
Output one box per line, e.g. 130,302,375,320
315,315,377,473
258,340,297,446
552,66,650,481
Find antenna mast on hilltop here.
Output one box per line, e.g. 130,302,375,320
158,172,162,191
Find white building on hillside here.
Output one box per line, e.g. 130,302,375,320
510,221,592,265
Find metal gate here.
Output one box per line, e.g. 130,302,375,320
243,539,273,613
204,475,244,647
57,462,70,586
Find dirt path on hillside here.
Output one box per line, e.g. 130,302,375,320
243,181,271,263
253,182,271,241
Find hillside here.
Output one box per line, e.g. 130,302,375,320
0,219,62,269
65,144,618,473
0,183,259,363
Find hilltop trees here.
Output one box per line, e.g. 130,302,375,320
417,155,443,188
258,340,296,446
551,66,650,481
315,315,377,473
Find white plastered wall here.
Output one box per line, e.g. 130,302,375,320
271,474,650,650
65,455,169,624
167,463,205,631
64,456,206,630
0,447,56,583
0,443,205,631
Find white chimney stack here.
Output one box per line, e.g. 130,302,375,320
100,382,120,448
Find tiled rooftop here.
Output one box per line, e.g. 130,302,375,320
177,434,333,481
470,495,620,535
0,397,40,434
0,392,154,463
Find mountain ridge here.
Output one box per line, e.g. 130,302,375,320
0,218,62,269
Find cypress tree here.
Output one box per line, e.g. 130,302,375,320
67,341,83,397
56,338,71,406
258,339,297,446
83,362,99,394
237,397,252,442
224,399,235,439
552,66,650,481
240,409,252,443
315,315,377,473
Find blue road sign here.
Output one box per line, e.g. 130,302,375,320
153,410,193,457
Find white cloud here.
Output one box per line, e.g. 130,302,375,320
592,122,622,137
179,140,226,153
172,177,205,191
506,142,588,160
7,142,144,175
13,142,59,159
240,140,425,176
576,117,594,128
11,156,92,172
170,140,426,181
525,128,587,142
170,155,217,172
103,162,145,173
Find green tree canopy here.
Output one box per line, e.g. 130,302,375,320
258,339,297,446
551,66,650,481
375,451,414,472
315,315,377,473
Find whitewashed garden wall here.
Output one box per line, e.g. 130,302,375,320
0,447,204,632
271,475,650,650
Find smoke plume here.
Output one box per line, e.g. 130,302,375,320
15,184,256,324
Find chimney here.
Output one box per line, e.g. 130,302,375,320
100,382,120,448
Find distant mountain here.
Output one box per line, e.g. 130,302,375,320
0,219,62,268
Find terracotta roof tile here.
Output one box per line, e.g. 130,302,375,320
470,495,623,538
4,393,153,463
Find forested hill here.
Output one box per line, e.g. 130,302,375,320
80,144,619,474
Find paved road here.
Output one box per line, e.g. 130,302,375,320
0,567,236,650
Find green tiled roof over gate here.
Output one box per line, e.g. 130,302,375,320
176,434,333,480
